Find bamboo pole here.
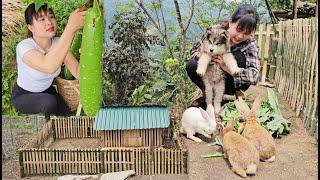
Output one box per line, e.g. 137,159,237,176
19,150,25,178
296,19,307,116
258,24,264,58
291,19,298,108
306,21,317,127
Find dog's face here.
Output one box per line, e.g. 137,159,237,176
201,28,231,55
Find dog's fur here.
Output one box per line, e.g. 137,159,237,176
196,28,241,115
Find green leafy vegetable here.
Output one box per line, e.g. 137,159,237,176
208,136,223,147
220,88,291,137
201,152,224,158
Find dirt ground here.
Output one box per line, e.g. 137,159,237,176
2,86,318,180
48,138,102,149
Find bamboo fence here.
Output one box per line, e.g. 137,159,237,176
18,116,188,178
273,18,318,139
253,19,318,139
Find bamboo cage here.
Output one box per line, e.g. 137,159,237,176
18,116,188,178
273,18,318,139
101,129,165,147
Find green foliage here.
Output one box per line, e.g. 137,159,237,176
131,85,152,105
22,1,87,36
103,10,162,105
2,24,26,115
265,88,291,136
268,0,291,10
208,136,223,147
49,0,87,36
22,0,34,5
201,151,224,158
133,57,195,110
34,0,48,12
114,0,136,13
61,30,83,80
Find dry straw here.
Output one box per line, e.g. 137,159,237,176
2,0,25,41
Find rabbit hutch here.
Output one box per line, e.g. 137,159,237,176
17,106,188,178
95,106,172,147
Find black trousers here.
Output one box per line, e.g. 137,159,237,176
186,50,250,108
12,84,71,119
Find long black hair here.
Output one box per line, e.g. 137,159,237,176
221,4,260,34
25,3,55,37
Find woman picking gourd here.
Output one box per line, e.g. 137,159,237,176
11,3,86,120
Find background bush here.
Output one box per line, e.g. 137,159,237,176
103,10,163,105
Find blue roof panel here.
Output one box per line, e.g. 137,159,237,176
93,106,170,130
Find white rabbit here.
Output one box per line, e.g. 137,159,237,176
180,104,217,142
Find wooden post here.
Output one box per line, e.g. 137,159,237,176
76,103,82,116
19,150,25,178
293,0,298,19
182,149,188,174
51,119,56,140
100,149,105,173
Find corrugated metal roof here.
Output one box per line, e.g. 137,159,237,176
94,106,170,130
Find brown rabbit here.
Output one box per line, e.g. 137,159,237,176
218,120,259,178
234,96,276,162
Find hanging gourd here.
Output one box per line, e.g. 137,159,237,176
79,0,103,116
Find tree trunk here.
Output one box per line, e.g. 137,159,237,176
173,0,185,61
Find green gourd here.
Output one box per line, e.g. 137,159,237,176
63,31,82,80
79,0,103,116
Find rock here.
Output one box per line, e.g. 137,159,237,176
100,170,135,180
57,174,99,180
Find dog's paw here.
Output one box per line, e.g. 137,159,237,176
194,137,203,143
196,67,206,77
229,67,241,75
234,67,241,74
214,106,222,116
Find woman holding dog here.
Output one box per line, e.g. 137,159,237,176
186,4,260,109
11,3,86,120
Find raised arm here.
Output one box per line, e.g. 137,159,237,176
22,9,86,74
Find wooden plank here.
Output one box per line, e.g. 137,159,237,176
257,24,264,58
274,22,280,86
306,20,317,126
300,19,310,116
308,19,318,134
157,149,160,174
260,60,268,83
291,19,299,108
19,150,25,178
263,23,271,59
287,20,294,103
76,102,82,116
296,19,306,116
24,150,28,176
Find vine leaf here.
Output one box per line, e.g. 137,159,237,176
34,0,46,12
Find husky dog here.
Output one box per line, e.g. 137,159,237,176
196,28,241,115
